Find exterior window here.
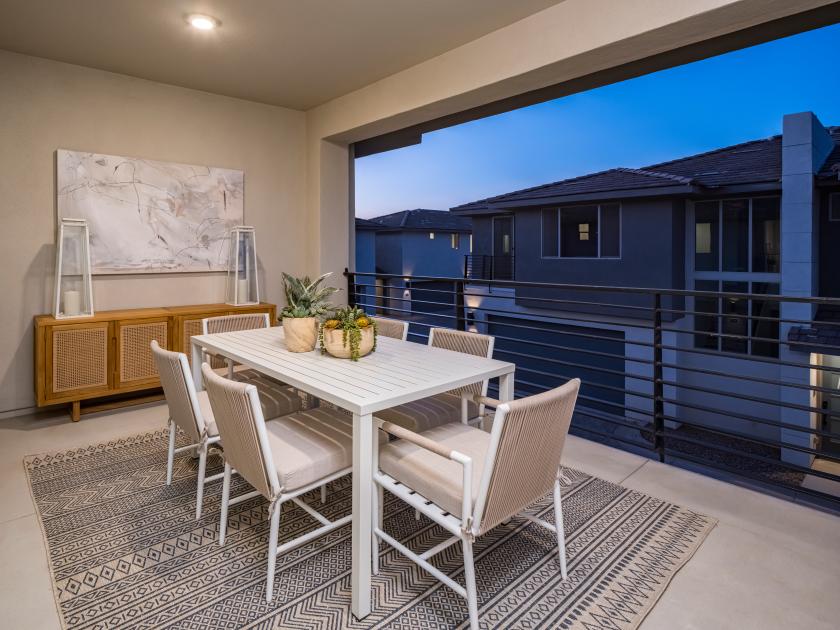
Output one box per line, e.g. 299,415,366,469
469,234,473,253
541,203,620,258
693,197,780,272
752,197,780,272
722,200,749,271
450,233,460,249
830,192,840,222
693,280,779,357
429,232,435,239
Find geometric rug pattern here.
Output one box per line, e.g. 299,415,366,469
24,429,715,629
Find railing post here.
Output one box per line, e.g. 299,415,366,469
463,255,469,280
653,292,665,462
455,280,466,331
345,268,357,308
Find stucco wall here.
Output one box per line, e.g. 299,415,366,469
0,51,307,413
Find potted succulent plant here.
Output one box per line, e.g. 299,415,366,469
280,272,337,352
319,306,377,361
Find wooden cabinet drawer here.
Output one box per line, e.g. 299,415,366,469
114,317,169,389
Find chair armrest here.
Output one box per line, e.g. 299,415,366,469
461,391,503,408
379,421,454,460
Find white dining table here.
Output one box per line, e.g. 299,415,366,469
190,325,515,619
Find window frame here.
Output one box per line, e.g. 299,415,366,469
450,233,461,249
540,203,622,260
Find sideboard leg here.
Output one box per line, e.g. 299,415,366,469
70,401,81,422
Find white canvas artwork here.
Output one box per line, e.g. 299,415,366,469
56,149,244,274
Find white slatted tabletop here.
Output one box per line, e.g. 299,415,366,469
190,326,514,415
189,324,515,621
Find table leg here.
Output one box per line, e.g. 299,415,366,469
191,340,204,391
499,370,515,403
351,412,373,619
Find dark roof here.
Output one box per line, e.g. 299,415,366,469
788,304,840,356
369,209,472,232
354,217,383,231
454,127,840,213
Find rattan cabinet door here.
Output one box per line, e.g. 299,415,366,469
114,317,169,389
45,322,112,400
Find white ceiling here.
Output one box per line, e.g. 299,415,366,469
0,0,564,110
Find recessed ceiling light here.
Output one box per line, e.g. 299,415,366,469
187,14,219,30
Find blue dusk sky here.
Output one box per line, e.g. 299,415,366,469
355,22,840,219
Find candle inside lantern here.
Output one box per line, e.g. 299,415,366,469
63,290,81,316
238,278,249,303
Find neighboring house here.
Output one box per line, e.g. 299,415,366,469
451,111,840,468
365,209,472,316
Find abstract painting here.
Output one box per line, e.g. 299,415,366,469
57,149,244,274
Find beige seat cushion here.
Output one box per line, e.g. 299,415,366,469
378,422,490,516
263,408,357,492
375,392,479,433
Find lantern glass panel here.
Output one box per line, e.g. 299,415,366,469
226,227,259,305
54,219,94,318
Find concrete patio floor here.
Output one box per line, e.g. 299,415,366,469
1,403,838,629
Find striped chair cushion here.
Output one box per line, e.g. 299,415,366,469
265,408,385,491
375,392,479,433
213,367,302,419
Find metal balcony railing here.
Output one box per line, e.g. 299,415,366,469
464,254,514,281
347,269,840,514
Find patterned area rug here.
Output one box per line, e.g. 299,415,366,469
25,429,715,629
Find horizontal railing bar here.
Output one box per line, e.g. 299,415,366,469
513,364,653,399
658,360,840,395
348,270,840,305
466,301,657,330
509,376,654,418
654,339,837,373
659,431,840,482
665,450,840,506
494,347,654,382
661,416,840,463
658,377,840,419
659,396,840,439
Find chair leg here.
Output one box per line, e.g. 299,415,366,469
165,419,176,486
320,484,327,504
219,462,232,545
377,486,384,530
371,482,380,576
554,479,568,580
462,537,480,630
195,443,207,520
266,502,282,603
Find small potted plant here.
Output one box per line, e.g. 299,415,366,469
281,272,337,352
319,306,377,361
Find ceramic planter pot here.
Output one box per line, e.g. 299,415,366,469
322,327,375,360
282,317,318,352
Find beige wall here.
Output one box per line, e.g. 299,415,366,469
0,51,306,413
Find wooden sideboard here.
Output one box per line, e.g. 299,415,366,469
34,302,276,421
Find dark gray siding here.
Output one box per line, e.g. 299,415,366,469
513,199,686,318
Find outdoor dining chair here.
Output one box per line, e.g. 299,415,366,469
374,328,494,433
151,340,302,519
372,378,580,629
202,313,271,377
201,362,373,602
371,316,409,341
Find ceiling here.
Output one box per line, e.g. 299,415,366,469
0,0,564,110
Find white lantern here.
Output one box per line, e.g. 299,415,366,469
226,226,259,306
53,218,94,319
